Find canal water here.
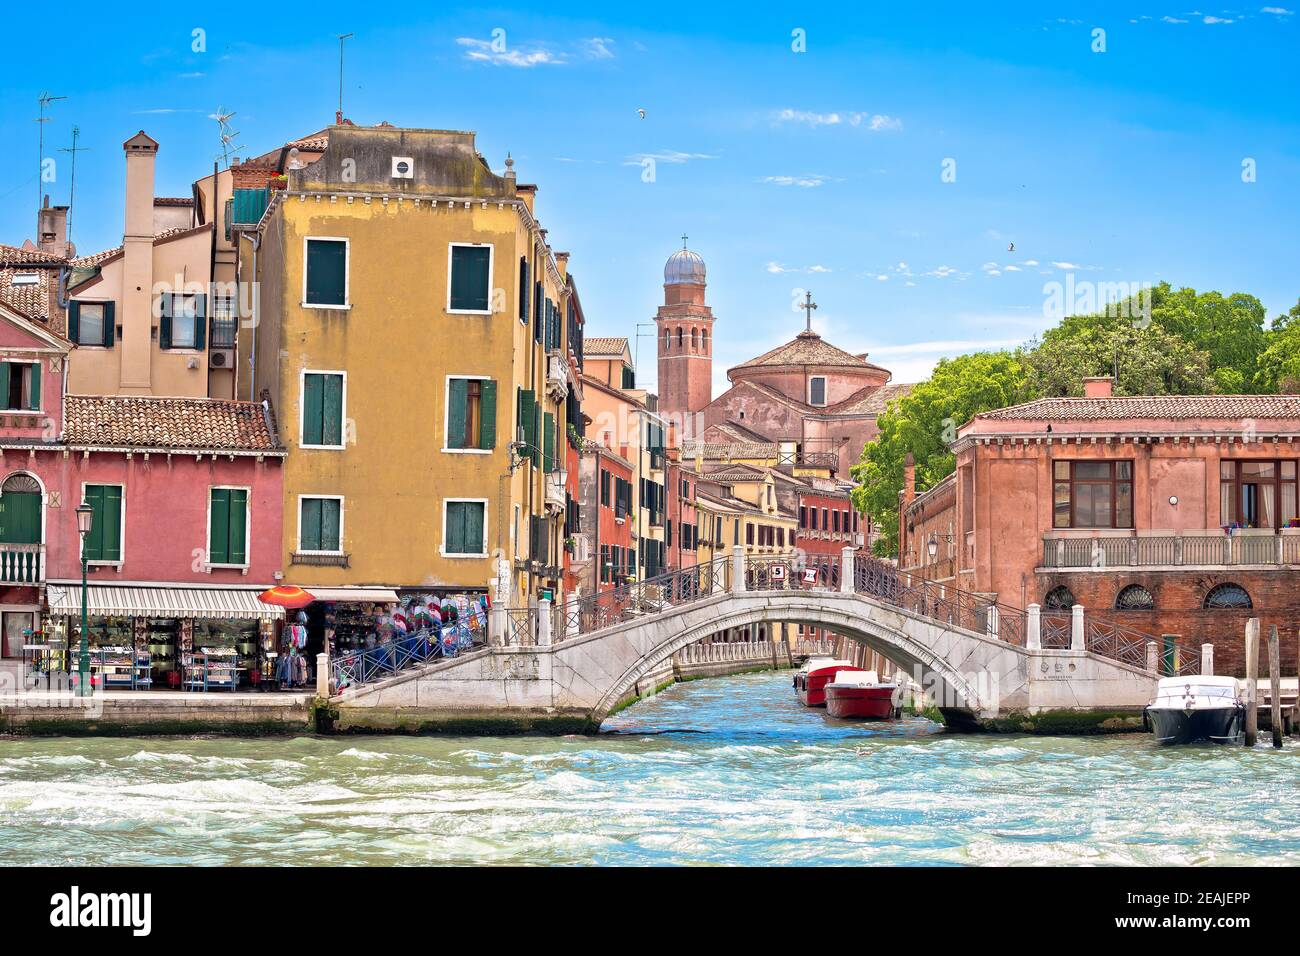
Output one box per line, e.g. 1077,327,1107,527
1,671,1296,866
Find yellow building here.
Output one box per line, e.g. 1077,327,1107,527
243,124,570,606
691,464,798,566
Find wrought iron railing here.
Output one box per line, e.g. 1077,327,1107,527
1040,612,1073,649
744,554,807,591
1083,616,1201,675
330,627,472,691
504,609,538,646
853,555,1027,646
555,556,731,639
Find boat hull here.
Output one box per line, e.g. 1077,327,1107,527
1145,704,1244,745
824,685,899,720
795,666,861,707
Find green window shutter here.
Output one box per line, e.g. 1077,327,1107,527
544,412,556,473
321,374,343,446
159,294,172,350
0,363,10,410
450,246,490,311
464,502,483,554
102,301,115,347
445,501,466,553
479,380,497,449
321,499,341,551
101,486,122,561
302,374,324,446
306,240,347,306
194,294,207,350
228,489,247,564
518,388,536,463
532,400,542,467
300,498,322,551
68,302,80,344
83,485,104,561
447,378,469,449
27,361,40,411
533,281,542,343
209,489,231,564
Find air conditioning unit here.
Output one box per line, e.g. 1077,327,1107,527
209,349,235,369
391,156,414,179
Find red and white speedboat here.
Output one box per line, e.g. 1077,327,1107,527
824,671,900,720
793,657,862,708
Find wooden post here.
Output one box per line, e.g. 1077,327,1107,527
1244,618,1259,747
1268,625,1282,749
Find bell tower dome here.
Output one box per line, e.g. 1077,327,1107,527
655,236,715,432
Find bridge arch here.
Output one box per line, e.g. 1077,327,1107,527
583,592,997,723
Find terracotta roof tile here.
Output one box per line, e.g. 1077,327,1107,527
583,336,629,357
830,382,914,415
731,330,888,373
973,395,1300,423
0,244,64,265
64,395,282,452
0,268,54,321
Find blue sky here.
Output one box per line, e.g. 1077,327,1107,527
2,2,1297,392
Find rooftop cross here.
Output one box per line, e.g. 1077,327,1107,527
681,233,689,249
802,290,818,332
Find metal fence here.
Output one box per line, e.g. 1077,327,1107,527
331,627,472,691
555,556,731,639
1039,612,1073,649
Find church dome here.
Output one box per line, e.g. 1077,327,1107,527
664,244,706,286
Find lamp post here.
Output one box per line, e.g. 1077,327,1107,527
75,501,93,697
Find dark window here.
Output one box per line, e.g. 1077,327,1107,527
211,295,237,348
621,365,636,389
518,257,530,323
600,469,611,507
447,378,497,450
809,376,826,406
449,245,491,312
305,238,347,306
1114,584,1154,611
69,300,115,347
159,292,206,349
1220,459,1297,529
746,523,754,545
1044,586,1076,611
1203,583,1252,610
1053,460,1133,528
0,362,40,411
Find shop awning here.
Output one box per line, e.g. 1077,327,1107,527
304,588,400,604
45,584,286,620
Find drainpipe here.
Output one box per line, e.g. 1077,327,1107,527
238,231,260,402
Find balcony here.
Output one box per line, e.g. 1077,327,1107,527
0,543,44,584
546,351,568,402
1040,529,1300,570
545,471,567,513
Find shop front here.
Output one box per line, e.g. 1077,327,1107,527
42,584,284,691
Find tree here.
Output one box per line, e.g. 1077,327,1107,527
1023,320,1215,397
1253,299,1300,393
1146,284,1268,393
851,351,1031,556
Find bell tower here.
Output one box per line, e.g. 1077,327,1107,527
655,236,715,435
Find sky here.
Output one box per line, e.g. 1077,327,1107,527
1,2,1297,395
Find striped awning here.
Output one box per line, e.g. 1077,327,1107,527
45,584,285,621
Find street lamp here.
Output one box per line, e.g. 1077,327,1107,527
75,501,93,697
927,535,938,561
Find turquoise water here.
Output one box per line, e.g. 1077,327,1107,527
0,671,1295,865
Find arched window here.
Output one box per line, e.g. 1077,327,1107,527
1204,583,1252,610
1044,586,1076,611
1,474,41,494
663,329,671,351
701,328,709,354
676,328,683,349
1115,584,1155,611
691,328,698,351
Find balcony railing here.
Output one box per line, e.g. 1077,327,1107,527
546,351,568,400
0,543,44,584
1041,530,1300,569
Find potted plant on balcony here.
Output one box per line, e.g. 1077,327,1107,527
267,173,288,191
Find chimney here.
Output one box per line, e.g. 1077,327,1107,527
37,197,70,258
903,452,916,509
1083,375,1114,398
120,131,160,390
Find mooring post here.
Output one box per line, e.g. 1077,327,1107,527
1146,641,1159,674
732,545,746,593
1268,624,1282,749
1026,603,1041,650
840,546,855,594
1244,618,1259,747
316,652,330,698
536,598,552,647
1070,604,1085,651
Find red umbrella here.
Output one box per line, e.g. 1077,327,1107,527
257,585,316,609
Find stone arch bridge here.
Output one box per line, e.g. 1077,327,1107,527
329,549,1183,732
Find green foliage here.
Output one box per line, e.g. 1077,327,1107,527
1024,320,1215,397
1253,299,1300,393
850,351,1031,556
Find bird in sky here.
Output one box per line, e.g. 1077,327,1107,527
1008,241,1015,252
637,108,646,119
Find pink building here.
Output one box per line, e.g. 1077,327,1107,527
0,301,285,689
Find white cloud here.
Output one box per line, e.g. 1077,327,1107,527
766,262,791,274
767,261,831,274
761,174,829,187
584,37,615,59
1004,264,1022,272
1261,6,1294,15
1022,259,1040,266
457,37,566,67
925,265,961,279
772,109,901,131
623,150,718,165
1051,260,1082,269
808,265,832,273
1203,15,1235,23
1162,15,1189,22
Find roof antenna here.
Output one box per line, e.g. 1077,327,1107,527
337,33,354,123
57,126,90,247
211,107,243,166
36,92,67,213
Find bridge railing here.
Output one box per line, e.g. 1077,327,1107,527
853,556,1027,646
556,556,732,640
1082,615,1201,675
331,627,470,690
504,608,539,646
1040,612,1073,649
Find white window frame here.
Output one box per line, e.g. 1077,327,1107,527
71,299,112,350
809,375,827,407
440,497,489,559
296,494,345,555
80,480,125,567
298,368,348,451
1,358,43,415
442,374,493,455
445,242,495,316
206,484,252,570
301,236,351,311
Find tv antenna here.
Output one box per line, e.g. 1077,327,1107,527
337,33,354,123
210,107,243,166
57,126,90,246
36,92,66,211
